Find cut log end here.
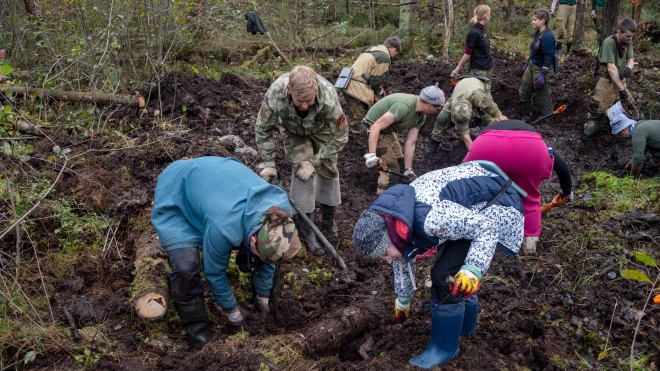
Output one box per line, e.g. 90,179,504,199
134,291,168,320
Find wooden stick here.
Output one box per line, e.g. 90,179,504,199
55,294,82,341
0,86,145,107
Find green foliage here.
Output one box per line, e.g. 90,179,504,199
52,198,111,253
580,171,660,215
74,348,100,366
620,269,651,283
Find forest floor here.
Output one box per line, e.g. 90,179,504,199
3,47,660,371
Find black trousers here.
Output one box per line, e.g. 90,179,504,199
430,239,472,305
167,247,204,304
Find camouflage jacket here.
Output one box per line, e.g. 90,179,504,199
450,77,502,118
255,72,348,169
343,44,392,106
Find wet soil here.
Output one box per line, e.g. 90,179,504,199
4,47,660,370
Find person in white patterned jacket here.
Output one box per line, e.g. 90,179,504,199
352,161,526,370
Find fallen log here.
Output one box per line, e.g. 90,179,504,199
295,307,375,356
0,86,145,108
130,231,170,321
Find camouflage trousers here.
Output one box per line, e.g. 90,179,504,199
466,68,492,97
593,5,604,42
584,76,634,136
360,128,404,194
344,95,369,148
430,100,492,142
519,61,554,125
555,4,576,44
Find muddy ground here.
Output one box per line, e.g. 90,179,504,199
3,47,660,370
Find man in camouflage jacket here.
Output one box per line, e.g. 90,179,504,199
342,37,401,153
255,65,348,255
427,77,506,153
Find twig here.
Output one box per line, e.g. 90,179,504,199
0,156,68,240
55,294,82,341
6,179,21,280
341,31,366,48
0,136,42,140
603,300,617,357
630,272,660,370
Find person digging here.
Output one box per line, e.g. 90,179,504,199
362,84,445,195
353,161,526,369
255,65,348,255
151,157,301,350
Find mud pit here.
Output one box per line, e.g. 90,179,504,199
9,48,660,370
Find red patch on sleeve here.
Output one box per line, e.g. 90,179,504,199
335,114,348,131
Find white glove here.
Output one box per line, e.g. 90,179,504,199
294,161,316,181
260,167,277,183
254,295,269,317
226,308,245,324
591,10,596,16
561,191,574,202
450,69,459,78
522,236,539,255
364,153,382,169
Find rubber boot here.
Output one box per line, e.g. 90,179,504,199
408,302,464,369
300,212,325,256
320,204,338,238
566,42,572,55
174,297,214,350
461,295,478,337
556,42,563,55
425,139,440,155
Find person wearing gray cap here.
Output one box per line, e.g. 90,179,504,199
361,84,445,194
609,102,660,179
352,161,526,369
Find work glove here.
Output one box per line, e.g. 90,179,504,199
402,168,417,184
535,72,546,89
226,307,245,326
294,161,316,181
364,153,382,169
619,89,629,102
450,269,480,298
591,10,596,19
254,295,269,318
260,167,277,183
450,69,459,78
394,297,411,324
621,66,633,79
375,88,386,101
560,191,574,202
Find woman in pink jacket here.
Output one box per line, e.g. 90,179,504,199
463,119,572,253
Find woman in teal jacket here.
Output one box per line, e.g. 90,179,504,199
152,157,301,349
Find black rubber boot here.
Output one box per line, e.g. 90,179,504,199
300,212,325,256
556,42,563,55
566,42,572,55
174,297,214,350
320,204,338,238
425,139,440,155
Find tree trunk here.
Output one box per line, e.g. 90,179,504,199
600,0,621,45
0,86,145,107
399,0,412,39
504,0,516,21
442,0,454,61
572,0,588,50
23,0,35,15
295,307,376,356
130,231,171,321
634,0,643,25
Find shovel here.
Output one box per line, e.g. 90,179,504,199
541,193,570,213
377,163,411,180
531,104,567,125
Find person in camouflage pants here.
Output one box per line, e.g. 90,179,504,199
426,77,506,153
255,66,348,256
342,36,402,154
584,18,637,137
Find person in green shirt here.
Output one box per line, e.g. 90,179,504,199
591,0,606,41
362,85,445,194
584,18,637,137
609,103,660,179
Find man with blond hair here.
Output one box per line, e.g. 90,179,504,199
255,65,348,256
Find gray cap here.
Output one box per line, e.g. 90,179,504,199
420,83,446,106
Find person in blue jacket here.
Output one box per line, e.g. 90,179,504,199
151,157,301,349
352,161,526,369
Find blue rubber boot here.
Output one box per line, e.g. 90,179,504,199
461,295,478,337
408,302,464,369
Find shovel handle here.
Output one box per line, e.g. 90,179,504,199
541,193,569,213
378,163,410,179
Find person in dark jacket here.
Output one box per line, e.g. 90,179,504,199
151,157,301,349
353,161,526,369
451,5,493,96
463,120,573,254
519,9,556,125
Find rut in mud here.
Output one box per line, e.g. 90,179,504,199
7,47,660,370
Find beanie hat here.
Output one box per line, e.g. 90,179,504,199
608,101,639,134
452,101,472,126
420,83,446,106
352,210,390,259
256,217,301,262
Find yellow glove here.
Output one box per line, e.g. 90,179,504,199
394,297,411,324
450,269,480,297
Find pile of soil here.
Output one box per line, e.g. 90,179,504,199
6,47,660,370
